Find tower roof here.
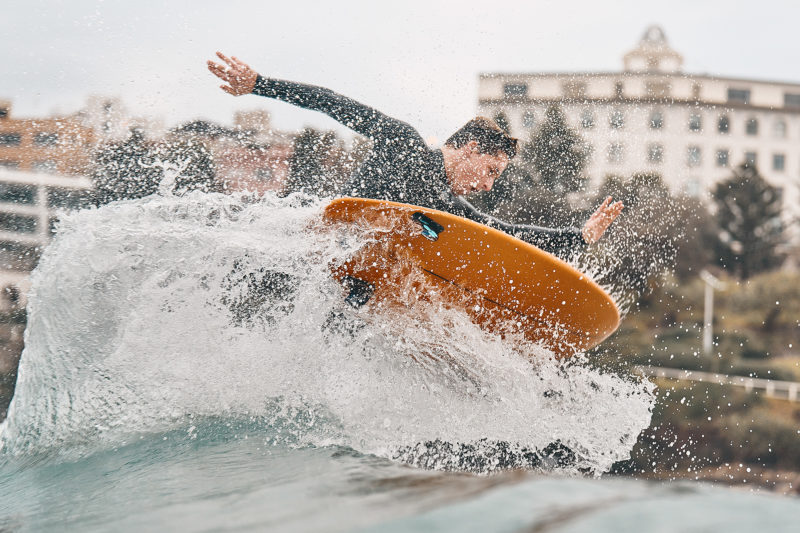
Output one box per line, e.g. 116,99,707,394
623,25,683,73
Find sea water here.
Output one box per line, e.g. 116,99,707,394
1,192,797,531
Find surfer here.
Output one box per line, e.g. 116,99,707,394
207,52,622,258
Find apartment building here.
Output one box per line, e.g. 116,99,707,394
478,26,800,220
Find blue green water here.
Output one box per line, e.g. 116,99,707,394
3,427,799,532
1,192,798,531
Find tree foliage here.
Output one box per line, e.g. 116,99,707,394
93,129,162,205
588,173,684,295
93,129,219,205
521,105,588,194
711,164,786,279
286,128,356,197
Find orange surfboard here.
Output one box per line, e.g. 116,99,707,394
323,198,619,357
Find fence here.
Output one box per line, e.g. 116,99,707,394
634,365,800,402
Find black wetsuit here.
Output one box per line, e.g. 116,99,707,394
252,76,586,258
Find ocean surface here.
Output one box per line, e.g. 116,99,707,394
1,192,798,531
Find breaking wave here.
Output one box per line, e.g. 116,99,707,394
0,191,654,473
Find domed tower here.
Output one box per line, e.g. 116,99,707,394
623,25,683,73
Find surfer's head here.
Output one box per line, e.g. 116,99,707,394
444,117,518,159
442,117,518,195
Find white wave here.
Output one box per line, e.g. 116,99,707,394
0,191,654,472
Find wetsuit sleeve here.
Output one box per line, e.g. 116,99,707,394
451,195,587,258
252,75,401,140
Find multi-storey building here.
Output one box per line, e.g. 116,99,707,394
0,101,96,311
0,100,96,175
478,26,800,220
0,168,93,311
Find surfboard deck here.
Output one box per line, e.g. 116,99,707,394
322,198,620,357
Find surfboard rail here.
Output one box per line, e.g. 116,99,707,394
323,198,620,357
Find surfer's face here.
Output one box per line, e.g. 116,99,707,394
449,142,509,195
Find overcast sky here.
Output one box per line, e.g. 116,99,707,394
4,0,800,142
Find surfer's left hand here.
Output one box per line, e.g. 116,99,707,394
207,52,258,96
581,197,623,244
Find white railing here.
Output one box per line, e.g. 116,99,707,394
634,366,800,402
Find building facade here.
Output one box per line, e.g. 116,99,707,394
0,168,93,311
478,26,800,218
0,100,96,176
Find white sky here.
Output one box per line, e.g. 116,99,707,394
4,0,799,142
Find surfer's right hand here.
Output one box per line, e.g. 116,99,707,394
207,52,258,96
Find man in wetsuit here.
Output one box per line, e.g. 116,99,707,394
207,52,623,259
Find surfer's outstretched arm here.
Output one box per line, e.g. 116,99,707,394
451,195,586,257
207,52,406,141
452,195,623,258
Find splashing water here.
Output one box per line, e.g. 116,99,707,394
0,191,654,473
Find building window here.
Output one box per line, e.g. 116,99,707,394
522,110,536,129
646,82,670,98
0,160,20,169
773,154,785,171
0,183,37,205
728,88,751,104
648,144,664,163
692,83,702,100
47,188,92,210
649,110,663,129
716,150,729,167
33,132,59,146
687,146,702,167
686,177,701,197
563,81,586,100
688,113,702,132
745,118,758,136
503,83,528,98
0,242,40,271
0,107,8,119
745,151,757,167
784,93,800,108
0,133,22,146
580,110,595,129
607,143,624,163
614,81,624,99
773,120,787,138
718,115,730,134
609,109,625,129
0,212,37,234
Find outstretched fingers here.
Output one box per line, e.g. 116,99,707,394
583,197,624,243
207,60,230,82
216,51,236,68
207,51,258,96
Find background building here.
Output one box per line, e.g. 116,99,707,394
478,26,800,220
0,168,93,311
0,100,96,175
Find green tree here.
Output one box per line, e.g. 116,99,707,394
286,128,331,195
522,105,588,194
671,195,718,281
589,173,683,295
93,129,220,205
93,129,162,205
712,164,785,279
160,138,219,195
492,112,510,134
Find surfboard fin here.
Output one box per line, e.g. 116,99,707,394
411,212,444,241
